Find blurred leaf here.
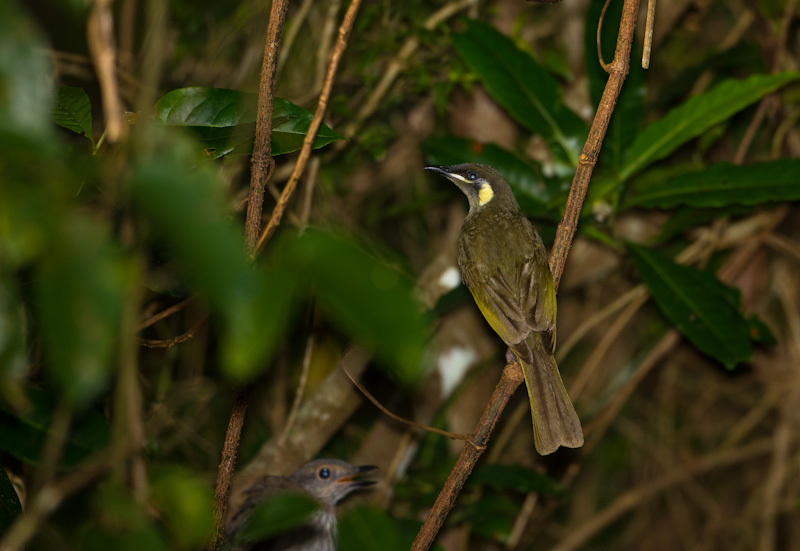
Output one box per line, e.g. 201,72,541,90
0,1,54,136
149,466,214,549
275,230,428,384
468,464,564,495
624,159,800,209
82,483,168,551
452,19,587,168
339,505,409,551
54,86,95,148
0,465,22,534
627,243,752,368
154,87,343,157
36,216,127,404
0,277,26,406
241,492,318,542
422,136,557,219
130,129,292,382
620,72,800,181
0,388,110,467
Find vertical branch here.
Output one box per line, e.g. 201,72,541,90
87,0,124,142
208,389,250,550
245,0,291,254
254,0,364,255
411,1,643,549
209,2,290,549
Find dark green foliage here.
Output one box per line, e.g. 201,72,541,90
154,87,344,158
627,243,753,368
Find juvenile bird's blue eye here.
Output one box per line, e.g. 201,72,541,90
319,468,330,479
466,171,478,181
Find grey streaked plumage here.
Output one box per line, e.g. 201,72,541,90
225,459,377,551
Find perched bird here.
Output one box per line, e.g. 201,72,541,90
426,163,583,455
225,459,377,551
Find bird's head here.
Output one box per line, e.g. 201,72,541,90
425,163,518,213
291,459,377,506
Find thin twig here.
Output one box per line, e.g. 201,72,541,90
254,0,365,255
138,314,208,348
340,361,470,441
245,0,290,254
596,0,613,72
642,0,656,69
137,296,194,331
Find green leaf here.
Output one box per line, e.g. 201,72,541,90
339,505,409,551
149,466,214,549
54,86,94,147
153,87,343,157
274,230,428,384
36,215,127,404
83,483,169,551
422,136,558,218
620,72,800,181
452,19,587,168
627,243,753,368
0,1,54,136
130,129,291,382
468,464,564,495
624,159,800,209
240,492,319,542
0,464,22,535
0,388,110,467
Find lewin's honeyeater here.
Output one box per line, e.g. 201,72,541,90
427,163,583,455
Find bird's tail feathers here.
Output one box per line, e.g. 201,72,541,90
518,341,584,455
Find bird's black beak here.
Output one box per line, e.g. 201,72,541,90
424,165,452,176
335,465,378,488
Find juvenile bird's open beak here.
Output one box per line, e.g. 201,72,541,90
424,165,449,176
335,465,377,488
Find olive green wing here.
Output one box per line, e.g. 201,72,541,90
459,215,556,353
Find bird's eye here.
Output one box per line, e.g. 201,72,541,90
466,171,478,181
319,468,330,479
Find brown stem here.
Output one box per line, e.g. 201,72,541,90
411,363,524,551
210,2,291,548
549,0,642,287
245,0,290,254
208,389,250,551
411,2,642,548
254,0,364,256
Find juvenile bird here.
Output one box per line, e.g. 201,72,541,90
225,459,377,551
426,163,583,455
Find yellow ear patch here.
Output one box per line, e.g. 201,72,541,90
478,183,494,206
